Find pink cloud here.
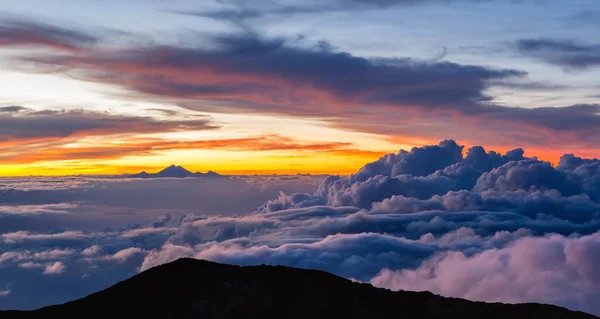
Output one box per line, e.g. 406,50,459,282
371,233,600,315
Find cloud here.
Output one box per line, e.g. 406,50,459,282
16,27,600,150
110,247,145,263
134,140,600,314
0,107,376,164
18,262,44,269
371,233,600,316
43,261,66,275
1,230,89,245
0,289,10,297
184,0,542,24
0,106,221,164
0,203,75,216
181,4,331,24
0,249,75,265
0,107,215,142
81,245,102,257
0,174,325,235
149,213,172,228
0,20,97,52
0,106,27,113
515,38,600,70
1,140,600,314
28,32,521,116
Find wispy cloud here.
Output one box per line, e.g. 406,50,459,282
0,127,380,165
0,20,97,52
0,107,216,142
515,38,600,70
0,288,10,297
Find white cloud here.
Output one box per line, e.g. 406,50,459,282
82,245,102,257
43,262,66,275
18,262,44,269
111,247,145,263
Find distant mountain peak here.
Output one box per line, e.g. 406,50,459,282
130,166,223,179
156,165,192,176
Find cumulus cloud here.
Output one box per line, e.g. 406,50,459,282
110,248,145,263
43,262,66,275
135,140,600,314
81,245,102,257
149,213,172,228
1,140,600,315
0,289,10,297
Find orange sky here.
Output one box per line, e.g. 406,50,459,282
0,131,580,177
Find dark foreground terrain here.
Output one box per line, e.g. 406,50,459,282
1,258,596,319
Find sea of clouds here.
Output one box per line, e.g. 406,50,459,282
1,140,599,315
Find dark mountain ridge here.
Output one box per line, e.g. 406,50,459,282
130,165,222,178
1,258,596,319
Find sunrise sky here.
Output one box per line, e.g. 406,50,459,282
4,1,600,315
1,0,599,175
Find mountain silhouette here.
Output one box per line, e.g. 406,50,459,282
1,258,596,319
130,165,222,178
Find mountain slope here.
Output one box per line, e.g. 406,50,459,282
1,258,596,319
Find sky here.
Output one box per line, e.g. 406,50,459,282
1,0,600,316
0,0,598,175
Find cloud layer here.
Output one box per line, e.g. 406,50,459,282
8,23,598,151
1,140,599,315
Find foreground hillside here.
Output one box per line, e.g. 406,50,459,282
1,258,596,319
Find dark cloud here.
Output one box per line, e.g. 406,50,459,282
19,29,600,149
515,38,600,70
0,106,215,142
0,106,27,113
354,140,464,180
29,32,521,114
0,20,97,52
